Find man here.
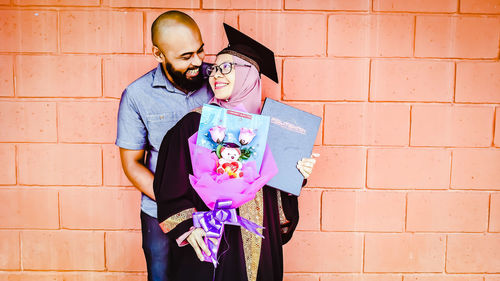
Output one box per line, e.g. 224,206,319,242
115,11,213,281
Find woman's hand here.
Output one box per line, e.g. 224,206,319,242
186,228,218,261
297,153,320,179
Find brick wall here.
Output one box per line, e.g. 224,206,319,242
0,0,499,280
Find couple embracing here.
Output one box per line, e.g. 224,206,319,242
116,10,316,281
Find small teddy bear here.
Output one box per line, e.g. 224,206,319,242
216,143,243,178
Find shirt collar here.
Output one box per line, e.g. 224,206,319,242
152,63,177,92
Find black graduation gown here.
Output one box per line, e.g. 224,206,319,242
153,112,299,281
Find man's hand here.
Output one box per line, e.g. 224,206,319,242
297,153,320,179
186,228,214,261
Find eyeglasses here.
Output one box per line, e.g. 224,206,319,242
206,62,251,77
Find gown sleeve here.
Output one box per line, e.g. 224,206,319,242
153,112,206,240
277,179,306,244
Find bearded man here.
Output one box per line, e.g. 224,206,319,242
115,11,213,281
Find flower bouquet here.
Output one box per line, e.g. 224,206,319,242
187,104,278,266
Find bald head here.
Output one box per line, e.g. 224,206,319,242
151,10,200,47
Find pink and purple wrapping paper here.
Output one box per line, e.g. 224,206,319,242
187,131,278,267
188,132,278,210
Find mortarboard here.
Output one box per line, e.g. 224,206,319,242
220,23,279,83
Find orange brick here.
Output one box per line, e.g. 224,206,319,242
106,231,146,271
285,0,369,10
461,0,500,14
365,234,445,272
63,272,146,281
486,276,500,281
407,191,488,232
239,12,326,56
451,149,500,190
307,146,366,188
103,144,133,187
18,144,102,186
411,105,494,147
404,275,483,281
22,230,105,270
0,272,62,281
261,58,282,102
60,189,140,229
58,101,118,143
328,15,413,57
367,148,451,189
447,234,500,273
16,55,101,98
104,0,198,7
0,10,57,52
0,0,9,4
370,60,454,102
0,101,57,142
283,273,319,281
373,0,457,12
0,144,16,185
0,55,13,97
0,272,146,281
456,61,500,103
284,232,363,272
14,0,99,5
492,193,500,232
68,272,147,281
204,0,281,9
103,56,157,98
61,11,143,53
496,108,500,147
0,189,59,229
0,231,19,269
283,59,369,101
322,191,405,232
321,274,402,281
324,103,409,146
296,189,321,231
415,16,500,58
145,11,238,55
283,102,323,145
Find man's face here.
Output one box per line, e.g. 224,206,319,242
153,25,206,92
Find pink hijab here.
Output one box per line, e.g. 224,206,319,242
209,56,262,114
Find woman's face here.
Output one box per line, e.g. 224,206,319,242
209,53,235,101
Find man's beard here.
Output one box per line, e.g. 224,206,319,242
165,62,204,92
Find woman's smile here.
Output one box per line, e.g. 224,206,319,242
214,81,229,89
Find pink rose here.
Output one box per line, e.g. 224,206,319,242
209,126,226,143
239,128,256,145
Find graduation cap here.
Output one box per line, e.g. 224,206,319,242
220,23,279,83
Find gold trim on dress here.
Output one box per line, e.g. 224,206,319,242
239,189,264,281
158,208,196,233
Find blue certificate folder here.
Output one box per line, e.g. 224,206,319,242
196,104,270,171
260,98,321,196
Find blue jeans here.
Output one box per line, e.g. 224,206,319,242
141,211,170,281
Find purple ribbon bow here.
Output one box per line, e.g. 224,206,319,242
192,199,264,267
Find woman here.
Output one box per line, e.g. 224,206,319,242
153,24,316,281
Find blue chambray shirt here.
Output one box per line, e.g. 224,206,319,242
116,63,213,218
